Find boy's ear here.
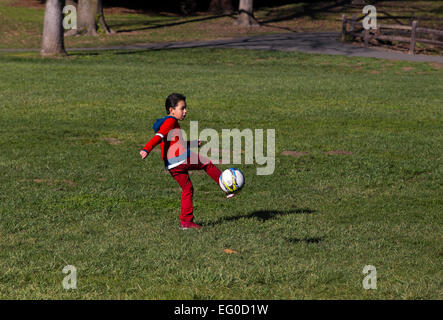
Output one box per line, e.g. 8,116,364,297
168,107,174,114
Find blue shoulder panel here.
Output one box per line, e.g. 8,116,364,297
152,116,176,133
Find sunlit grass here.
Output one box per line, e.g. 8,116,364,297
0,47,441,299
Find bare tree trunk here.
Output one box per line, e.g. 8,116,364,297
65,0,114,36
235,0,258,27
41,0,67,57
209,0,234,14
77,0,98,36
179,0,197,15
97,0,115,34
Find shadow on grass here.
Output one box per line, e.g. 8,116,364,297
112,1,347,34
287,237,323,244
68,52,100,56
259,0,351,25
202,208,315,227
116,13,235,33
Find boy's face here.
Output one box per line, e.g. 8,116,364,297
169,100,187,120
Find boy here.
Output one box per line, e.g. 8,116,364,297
140,93,225,230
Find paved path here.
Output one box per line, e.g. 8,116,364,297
3,32,443,63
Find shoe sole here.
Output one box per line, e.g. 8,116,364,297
180,225,202,230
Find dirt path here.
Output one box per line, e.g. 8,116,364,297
2,32,443,63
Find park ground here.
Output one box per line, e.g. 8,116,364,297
1,0,443,55
0,0,442,300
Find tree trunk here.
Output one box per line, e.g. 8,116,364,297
179,0,197,15
236,0,258,27
97,0,115,34
209,0,234,14
77,0,98,36
41,0,67,57
65,0,114,36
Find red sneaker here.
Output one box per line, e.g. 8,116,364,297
226,193,236,199
180,221,202,230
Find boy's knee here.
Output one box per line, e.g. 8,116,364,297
202,161,212,170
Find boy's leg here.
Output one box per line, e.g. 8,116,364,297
169,167,194,222
194,156,235,199
188,154,222,184
204,161,222,184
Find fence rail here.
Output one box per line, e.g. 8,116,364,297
340,14,443,54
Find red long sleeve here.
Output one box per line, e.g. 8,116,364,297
142,117,177,153
142,135,162,153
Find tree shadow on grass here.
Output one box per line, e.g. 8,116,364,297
68,52,100,56
202,208,315,227
259,0,352,25
116,13,235,33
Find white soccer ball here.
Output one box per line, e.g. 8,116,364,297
219,168,245,195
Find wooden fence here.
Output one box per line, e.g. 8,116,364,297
340,14,443,54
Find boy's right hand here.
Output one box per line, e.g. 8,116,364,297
140,150,148,159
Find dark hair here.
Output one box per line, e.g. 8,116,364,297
165,93,186,114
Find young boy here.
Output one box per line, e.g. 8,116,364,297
140,93,225,230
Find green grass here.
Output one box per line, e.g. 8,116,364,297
0,48,442,299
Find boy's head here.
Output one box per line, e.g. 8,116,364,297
165,93,187,120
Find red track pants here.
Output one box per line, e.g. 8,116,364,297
169,156,221,222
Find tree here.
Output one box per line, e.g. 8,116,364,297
235,0,258,27
65,0,114,36
97,0,114,34
41,0,67,56
77,0,99,35
209,0,234,14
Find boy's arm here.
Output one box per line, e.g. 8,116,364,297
140,118,176,159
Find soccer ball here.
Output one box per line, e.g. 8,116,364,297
219,168,245,195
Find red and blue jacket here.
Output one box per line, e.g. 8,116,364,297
142,116,190,170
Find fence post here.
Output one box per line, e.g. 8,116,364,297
341,14,347,42
350,14,356,33
364,28,369,47
409,20,417,55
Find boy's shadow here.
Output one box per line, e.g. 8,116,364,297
202,208,315,227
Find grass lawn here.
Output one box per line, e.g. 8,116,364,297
0,48,442,299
